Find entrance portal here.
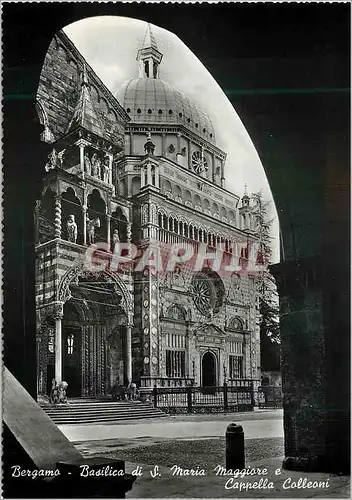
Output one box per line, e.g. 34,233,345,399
202,351,216,388
63,326,81,397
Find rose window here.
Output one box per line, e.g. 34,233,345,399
191,274,215,316
191,270,225,317
191,151,207,174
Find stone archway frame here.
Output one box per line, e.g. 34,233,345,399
200,348,218,387
57,263,133,316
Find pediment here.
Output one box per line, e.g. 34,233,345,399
196,323,226,336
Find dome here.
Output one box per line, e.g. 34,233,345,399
116,78,216,145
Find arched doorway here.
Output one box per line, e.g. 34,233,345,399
202,351,216,388
62,301,82,397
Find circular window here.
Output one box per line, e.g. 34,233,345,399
137,108,142,114
210,133,213,138
195,123,199,128
191,270,225,317
148,109,152,114
191,151,208,174
126,108,131,113
203,128,206,133
158,109,163,114
179,112,183,118
191,274,214,316
187,118,190,123
169,109,173,115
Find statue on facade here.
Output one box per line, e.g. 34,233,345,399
84,152,91,175
91,153,99,177
87,215,101,245
112,228,120,247
66,214,78,243
57,381,68,403
172,265,185,288
57,149,65,169
102,156,110,183
144,132,155,155
91,153,101,179
45,148,58,172
50,379,58,404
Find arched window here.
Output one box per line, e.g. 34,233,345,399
167,305,186,321
229,317,244,331
67,333,75,355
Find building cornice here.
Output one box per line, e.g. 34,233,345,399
125,123,226,160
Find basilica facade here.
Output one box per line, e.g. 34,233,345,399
35,26,261,398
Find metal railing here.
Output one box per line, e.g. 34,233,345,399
140,376,195,388
141,384,255,414
139,383,283,414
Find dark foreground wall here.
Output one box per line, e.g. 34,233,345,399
3,2,350,474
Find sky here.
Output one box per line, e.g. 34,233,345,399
64,16,279,263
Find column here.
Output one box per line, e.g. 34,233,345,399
127,223,132,257
108,153,113,185
126,323,132,384
221,159,225,188
155,164,160,188
211,153,215,182
177,133,181,153
147,162,152,185
79,144,85,173
129,132,133,155
141,166,145,188
54,195,62,239
83,206,87,245
106,214,111,246
188,139,192,170
54,305,63,383
162,133,166,156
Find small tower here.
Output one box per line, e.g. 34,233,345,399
239,184,252,230
140,132,160,190
241,183,250,208
137,24,163,79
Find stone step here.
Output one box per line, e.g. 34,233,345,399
41,403,153,411
40,400,166,424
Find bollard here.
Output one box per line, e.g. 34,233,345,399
225,423,245,470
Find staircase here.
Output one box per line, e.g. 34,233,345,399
40,399,167,425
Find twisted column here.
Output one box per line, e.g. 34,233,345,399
54,195,62,239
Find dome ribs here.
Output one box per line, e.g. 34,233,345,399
115,78,216,145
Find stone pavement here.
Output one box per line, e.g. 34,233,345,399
58,410,349,498
59,409,284,443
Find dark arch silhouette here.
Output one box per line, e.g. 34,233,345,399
3,4,349,476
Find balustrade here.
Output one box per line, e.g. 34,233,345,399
140,376,194,388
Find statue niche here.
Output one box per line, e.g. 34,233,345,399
66,214,78,243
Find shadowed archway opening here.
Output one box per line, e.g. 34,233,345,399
202,351,216,390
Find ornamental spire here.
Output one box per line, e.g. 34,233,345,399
137,23,163,79
67,63,104,137
242,183,250,207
